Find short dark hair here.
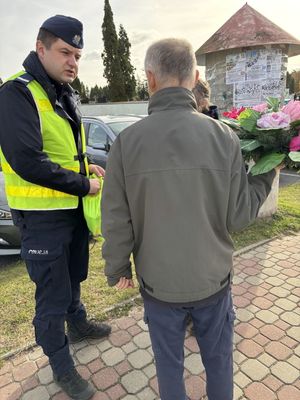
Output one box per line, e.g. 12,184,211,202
37,28,59,49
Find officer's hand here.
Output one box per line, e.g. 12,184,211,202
88,178,101,194
89,164,105,177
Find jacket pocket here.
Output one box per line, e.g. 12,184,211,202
219,305,236,355
22,245,64,286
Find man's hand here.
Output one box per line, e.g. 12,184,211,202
88,178,101,194
115,277,135,290
89,164,105,177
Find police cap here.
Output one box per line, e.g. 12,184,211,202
40,15,83,49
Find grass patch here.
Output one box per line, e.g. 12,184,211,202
231,183,300,248
0,183,299,357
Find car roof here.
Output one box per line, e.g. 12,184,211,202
82,115,143,123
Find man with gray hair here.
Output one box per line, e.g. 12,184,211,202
101,38,276,400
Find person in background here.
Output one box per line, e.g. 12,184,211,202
0,15,111,400
294,92,300,101
101,38,276,400
193,78,219,119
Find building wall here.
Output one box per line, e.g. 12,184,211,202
204,45,288,114
79,101,148,117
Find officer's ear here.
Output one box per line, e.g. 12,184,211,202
36,40,46,59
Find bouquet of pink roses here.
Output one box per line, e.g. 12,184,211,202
221,97,300,175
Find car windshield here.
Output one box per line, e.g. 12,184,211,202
107,121,137,135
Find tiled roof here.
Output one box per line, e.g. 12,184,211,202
196,3,300,59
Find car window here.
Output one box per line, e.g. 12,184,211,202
107,121,137,135
88,123,108,146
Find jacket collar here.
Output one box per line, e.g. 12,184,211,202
148,87,197,115
22,51,75,109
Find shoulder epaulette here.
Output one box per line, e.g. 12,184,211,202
14,72,34,86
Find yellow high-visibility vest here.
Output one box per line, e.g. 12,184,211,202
0,71,88,210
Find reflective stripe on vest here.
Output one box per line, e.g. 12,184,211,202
0,71,88,211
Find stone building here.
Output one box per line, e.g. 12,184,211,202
195,3,300,113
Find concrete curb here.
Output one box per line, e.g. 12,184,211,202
233,237,275,257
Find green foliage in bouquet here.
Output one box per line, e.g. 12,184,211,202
266,97,280,112
221,97,300,175
238,109,261,133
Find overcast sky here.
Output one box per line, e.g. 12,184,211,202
0,0,299,87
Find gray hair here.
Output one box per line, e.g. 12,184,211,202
144,38,196,84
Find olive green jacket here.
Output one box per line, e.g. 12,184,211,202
101,87,275,303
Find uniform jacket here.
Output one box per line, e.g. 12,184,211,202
101,87,275,303
0,51,90,199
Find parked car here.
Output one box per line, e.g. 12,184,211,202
0,172,21,255
82,115,143,168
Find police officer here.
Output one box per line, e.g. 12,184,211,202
0,15,111,400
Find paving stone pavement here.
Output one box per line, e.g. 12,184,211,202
0,233,299,400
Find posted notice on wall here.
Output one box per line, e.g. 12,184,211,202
226,49,285,107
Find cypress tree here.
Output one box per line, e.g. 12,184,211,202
80,82,89,104
90,85,99,102
101,0,125,101
136,77,149,100
118,24,136,100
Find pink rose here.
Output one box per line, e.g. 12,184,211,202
257,112,290,129
289,134,300,151
282,100,300,122
252,103,268,113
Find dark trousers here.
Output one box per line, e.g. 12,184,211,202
14,205,89,376
143,289,235,400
